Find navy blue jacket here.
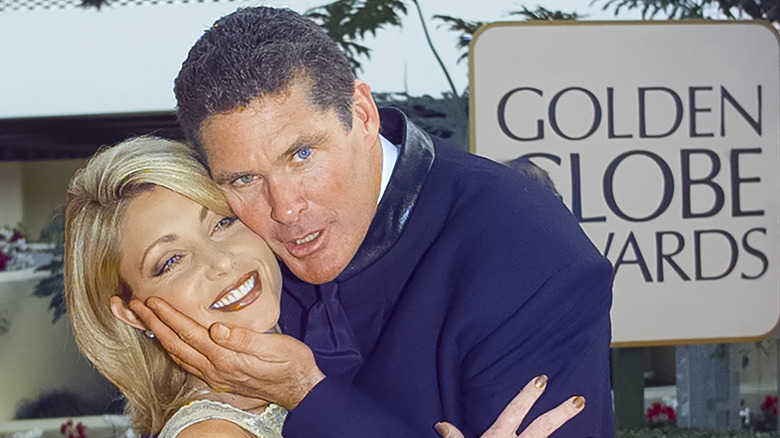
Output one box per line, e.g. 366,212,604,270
280,109,614,437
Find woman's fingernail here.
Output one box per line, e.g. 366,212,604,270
535,374,548,389
572,395,586,410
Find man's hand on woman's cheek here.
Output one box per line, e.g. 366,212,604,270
129,297,325,409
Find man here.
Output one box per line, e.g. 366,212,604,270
133,6,614,437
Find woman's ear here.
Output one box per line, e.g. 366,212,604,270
109,295,147,331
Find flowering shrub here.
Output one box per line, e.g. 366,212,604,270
762,396,779,416
646,402,676,429
60,419,88,438
752,395,779,431
0,226,35,271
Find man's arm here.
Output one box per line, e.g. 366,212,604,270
452,255,614,437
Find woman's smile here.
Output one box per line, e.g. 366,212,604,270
211,270,263,311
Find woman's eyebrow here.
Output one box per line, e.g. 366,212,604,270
200,206,209,223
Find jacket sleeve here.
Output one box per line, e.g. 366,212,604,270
451,254,615,437
282,377,424,437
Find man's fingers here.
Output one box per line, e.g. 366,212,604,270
434,422,465,438
210,324,292,362
131,298,219,373
210,323,261,352
520,395,585,437
484,375,548,437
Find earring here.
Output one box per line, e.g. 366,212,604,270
143,329,155,339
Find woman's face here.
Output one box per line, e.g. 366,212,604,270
117,186,282,333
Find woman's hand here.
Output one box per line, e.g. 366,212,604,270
434,376,584,438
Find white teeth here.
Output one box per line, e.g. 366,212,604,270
295,232,319,245
212,275,256,309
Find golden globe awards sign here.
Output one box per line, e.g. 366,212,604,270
470,21,780,345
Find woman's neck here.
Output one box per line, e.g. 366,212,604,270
187,375,271,414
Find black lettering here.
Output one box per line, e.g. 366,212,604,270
680,149,724,218
694,229,738,280
607,87,632,139
613,232,653,282
603,232,615,258
549,87,601,140
721,86,762,136
569,153,606,223
730,148,763,217
639,87,683,138
604,150,674,222
497,87,544,141
689,86,714,138
656,231,691,282
742,227,768,280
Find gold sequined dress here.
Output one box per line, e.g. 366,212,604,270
157,399,287,438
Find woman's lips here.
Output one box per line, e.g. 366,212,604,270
210,270,263,312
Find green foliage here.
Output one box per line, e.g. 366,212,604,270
33,210,66,323
373,92,469,148
432,15,483,64
306,0,408,72
595,0,780,23
509,6,586,20
434,5,581,71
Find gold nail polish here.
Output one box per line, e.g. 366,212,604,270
534,374,548,389
572,395,585,410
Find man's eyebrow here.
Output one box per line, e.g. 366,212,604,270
211,133,329,185
140,234,177,272
282,133,328,159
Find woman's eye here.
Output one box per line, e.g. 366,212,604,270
156,254,182,277
295,147,312,161
214,216,238,233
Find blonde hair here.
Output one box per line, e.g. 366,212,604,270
65,137,232,435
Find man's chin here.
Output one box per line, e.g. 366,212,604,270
285,259,343,285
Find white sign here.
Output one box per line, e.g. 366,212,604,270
470,21,780,345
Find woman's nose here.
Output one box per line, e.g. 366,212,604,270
204,247,234,280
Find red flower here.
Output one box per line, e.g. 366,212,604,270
761,395,778,415
9,231,23,242
646,402,676,424
0,250,10,271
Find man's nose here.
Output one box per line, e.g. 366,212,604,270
267,180,307,224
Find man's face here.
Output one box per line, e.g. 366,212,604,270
201,81,382,284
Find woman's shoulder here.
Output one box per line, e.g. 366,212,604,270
159,399,287,438
176,417,255,438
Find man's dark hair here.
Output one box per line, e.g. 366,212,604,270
174,7,356,156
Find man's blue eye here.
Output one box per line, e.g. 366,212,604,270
296,147,312,160
236,175,254,185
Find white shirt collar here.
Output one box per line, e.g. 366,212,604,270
378,134,399,204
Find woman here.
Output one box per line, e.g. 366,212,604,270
65,136,582,438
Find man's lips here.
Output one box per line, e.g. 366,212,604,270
210,270,263,311
284,230,324,257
